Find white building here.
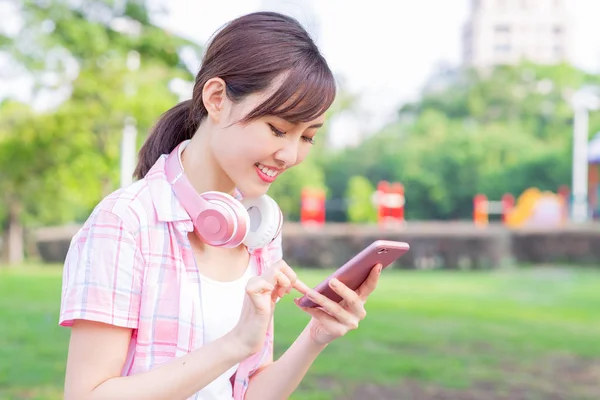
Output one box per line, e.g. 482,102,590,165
462,0,573,68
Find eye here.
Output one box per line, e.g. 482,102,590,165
268,123,285,137
302,136,315,145
269,123,315,145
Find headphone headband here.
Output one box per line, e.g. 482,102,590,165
165,141,213,223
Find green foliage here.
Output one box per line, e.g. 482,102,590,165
2,1,600,232
345,176,377,223
325,62,600,221
0,0,201,231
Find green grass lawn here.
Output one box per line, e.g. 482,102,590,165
1,264,599,400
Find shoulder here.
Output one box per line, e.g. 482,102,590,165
66,179,156,264
89,179,154,234
64,178,159,271
60,181,153,329
69,175,165,254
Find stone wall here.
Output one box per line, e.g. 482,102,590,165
511,225,600,265
30,222,600,268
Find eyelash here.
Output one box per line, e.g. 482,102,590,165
268,124,315,145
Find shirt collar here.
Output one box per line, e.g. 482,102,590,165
146,149,245,225
147,155,192,224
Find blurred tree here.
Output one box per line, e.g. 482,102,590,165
345,175,377,223
0,0,201,264
324,62,600,221
3,2,599,262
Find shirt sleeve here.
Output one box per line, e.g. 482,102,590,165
59,208,145,329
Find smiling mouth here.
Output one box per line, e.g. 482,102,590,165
255,163,280,183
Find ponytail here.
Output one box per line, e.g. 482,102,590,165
133,100,198,179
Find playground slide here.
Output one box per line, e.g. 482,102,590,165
505,187,565,228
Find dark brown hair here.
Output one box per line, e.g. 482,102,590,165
133,11,336,179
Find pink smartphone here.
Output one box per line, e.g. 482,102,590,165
296,240,410,308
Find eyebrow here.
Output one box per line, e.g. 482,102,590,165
276,117,323,129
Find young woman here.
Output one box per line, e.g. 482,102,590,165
59,11,382,400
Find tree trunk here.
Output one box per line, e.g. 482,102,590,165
6,201,24,265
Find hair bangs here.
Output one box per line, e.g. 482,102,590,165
243,60,336,124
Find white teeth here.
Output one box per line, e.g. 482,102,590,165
257,163,278,177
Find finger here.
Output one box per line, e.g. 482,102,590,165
292,278,311,295
266,261,294,287
355,263,383,301
272,289,285,303
300,304,357,334
271,270,295,302
273,260,308,294
272,285,290,302
329,278,367,319
300,304,335,324
246,276,275,295
246,277,275,313
274,270,292,289
303,288,357,328
274,260,298,284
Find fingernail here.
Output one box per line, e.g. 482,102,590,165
330,279,338,287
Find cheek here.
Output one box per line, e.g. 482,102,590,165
217,126,267,162
212,132,246,171
295,145,312,165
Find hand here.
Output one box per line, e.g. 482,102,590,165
295,263,383,346
230,260,309,356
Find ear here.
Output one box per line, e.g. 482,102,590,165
202,77,229,123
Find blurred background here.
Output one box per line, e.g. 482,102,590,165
1,0,600,399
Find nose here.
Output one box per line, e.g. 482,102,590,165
274,137,300,167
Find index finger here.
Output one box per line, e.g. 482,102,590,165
292,278,311,295
271,260,298,282
270,260,308,293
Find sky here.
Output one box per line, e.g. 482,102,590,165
2,0,600,147
151,0,600,146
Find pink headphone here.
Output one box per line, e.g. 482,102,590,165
165,140,283,250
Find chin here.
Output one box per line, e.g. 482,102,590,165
234,183,270,199
231,168,274,199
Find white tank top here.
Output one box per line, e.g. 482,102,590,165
195,258,257,400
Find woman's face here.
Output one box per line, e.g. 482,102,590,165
210,85,326,199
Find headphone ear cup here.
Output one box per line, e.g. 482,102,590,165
199,191,250,247
241,195,282,250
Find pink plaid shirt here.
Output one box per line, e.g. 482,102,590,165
59,153,281,399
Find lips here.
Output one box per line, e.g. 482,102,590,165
255,163,280,183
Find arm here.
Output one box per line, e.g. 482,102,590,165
64,320,253,400
60,208,255,400
245,324,327,400
246,263,383,400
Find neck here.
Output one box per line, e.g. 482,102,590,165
180,124,235,195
